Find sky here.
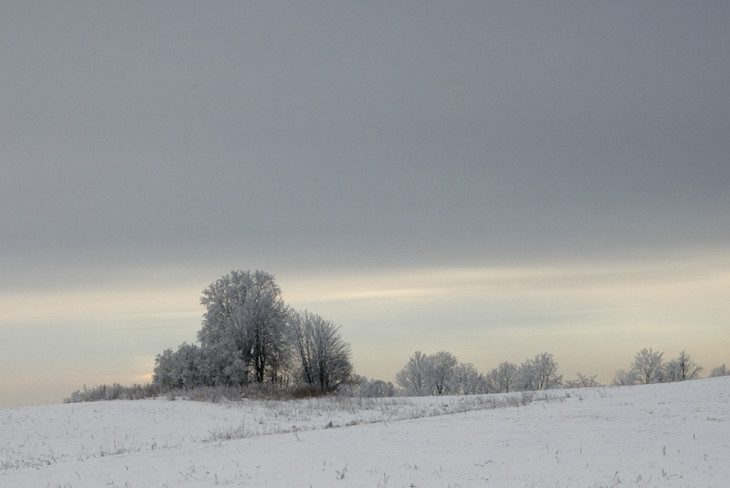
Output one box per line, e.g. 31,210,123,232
1,1,729,407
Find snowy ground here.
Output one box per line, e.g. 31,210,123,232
1,378,729,487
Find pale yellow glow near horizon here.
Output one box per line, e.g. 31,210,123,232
279,251,730,383
1,250,729,406
0,284,203,324
281,255,730,306
2,251,728,322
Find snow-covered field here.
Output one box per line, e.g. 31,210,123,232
2,378,729,487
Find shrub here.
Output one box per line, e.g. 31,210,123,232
64,383,160,403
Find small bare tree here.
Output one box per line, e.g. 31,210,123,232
665,351,703,382
452,362,486,395
395,351,432,396
709,364,728,377
517,353,562,391
630,348,665,384
612,368,637,386
430,351,458,395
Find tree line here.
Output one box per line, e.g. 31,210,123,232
150,271,730,396
612,348,729,386
391,351,570,397
66,268,730,402
389,346,729,397
149,270,582,398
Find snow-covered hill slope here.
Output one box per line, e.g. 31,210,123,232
2,377,729,487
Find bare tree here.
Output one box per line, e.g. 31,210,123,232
395,351,468,396
354,377,397,397
665,351,703,382
517,352,562,391
430,351,458,395
709,364,728,377
630,348,665,384
395,351,432,396
485,362,518,393
451,362,485,395
612,368,637,386
289,310,353,392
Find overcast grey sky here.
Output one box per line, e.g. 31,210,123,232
1,1,729,406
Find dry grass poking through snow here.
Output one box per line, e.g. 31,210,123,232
1,379,729,487
205,390,564,441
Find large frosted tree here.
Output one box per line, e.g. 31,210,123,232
197,270,289,384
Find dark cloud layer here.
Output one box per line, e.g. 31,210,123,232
2,1,729,281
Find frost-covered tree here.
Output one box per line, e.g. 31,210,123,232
117,268,364,398
664,351,703,382
289,310,353,392
630,348,665,384
517,353,562,391
351,377,397,397
152,348,176,389
709,364,728,377
430,351,458,395
197,342,249,386
452,362,487,395
396,351,480,396
612,368,637,386
152,343,206,389
395,351,432,396
198,270,289,384
485,362,518,393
